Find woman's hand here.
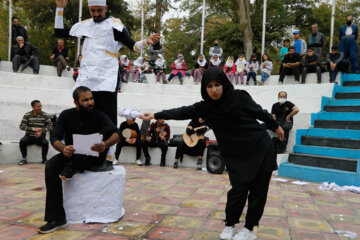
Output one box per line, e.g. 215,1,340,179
275,126,285,142
141,113,154,121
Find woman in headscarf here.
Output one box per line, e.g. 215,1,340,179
153,54,167,84
120,55,131,83
167,53,188,85
142,68,284,240
132,57,149,82
209,54,222,68
234,54,247,85
223,56,236,83
193,54,208,83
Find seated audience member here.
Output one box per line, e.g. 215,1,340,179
174,118,207,170
18,100,53,165
132,57,149,82
153,54,167,83
245,53,259,85
209,40,223,58
120,55,131,83
115,117,142,166
259,53,273,85
168,53,188,85
327,46,344,83
142,119,170,166
234,54,247,84
73,55,82,82
38,86,120,234
209,54,222,68
223,56,236,83
279,39,290,74
302,47,322,84
279,46,301,84
51,39,71,77
264,91,299,153
193,54,208,83
12,16,28,45
12,36,40,74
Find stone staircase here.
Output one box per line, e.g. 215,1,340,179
279,73,360,186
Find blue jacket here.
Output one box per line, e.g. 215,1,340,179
339,24,358,41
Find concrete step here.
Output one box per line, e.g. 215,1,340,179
288,153,358,172
323,105,360,112
314,120,360,130
335,92,360,99
301,136,360,149
293,144,360,159
343,81,360,87
296,128,360,142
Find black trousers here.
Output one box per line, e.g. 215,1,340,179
175,140,206,160
279,66,300,82
44,153,104,222
302,65,322,83
12,55,40,73
92,91,117,126
115,139,142,160
142,140,168,161
19,135,49,160
225,172,272,227
262,121,293,151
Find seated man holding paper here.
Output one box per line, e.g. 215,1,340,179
39,86,120,234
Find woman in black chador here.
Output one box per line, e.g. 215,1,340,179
143,67,284,240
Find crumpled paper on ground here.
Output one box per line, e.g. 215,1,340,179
319,182,360,194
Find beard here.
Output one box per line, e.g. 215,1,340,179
93,15,105,22
78,103,94,115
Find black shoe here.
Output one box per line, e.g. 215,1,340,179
246,81,249,85
60,163,79,181
38,220,67,234
18,159,27,165
317,81,321,84
196,160,202,170
66,66,71,71
173,162,178,169
41,159,47,164
145,157,151,166
88,161,114,172
160,159,166,167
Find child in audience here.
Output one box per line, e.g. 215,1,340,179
259,53,273,85
132,57,149,83
209,55,222,68
193,54,208,83
234,54,247,85
245,54,259,85
72,55,82,82
153,54,167,83
120,55,131,83
223,56,236,83
168,53,188,85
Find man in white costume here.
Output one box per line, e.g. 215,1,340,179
54,0,160,125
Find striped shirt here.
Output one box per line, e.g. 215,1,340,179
19,111,53,137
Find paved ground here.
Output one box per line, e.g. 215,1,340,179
0,163,360,240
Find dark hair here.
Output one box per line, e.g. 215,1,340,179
12,16,19,21
73,86,91,102
288,46,295,50
278,91,287,98
312,23,318,27
31,100,40,107
308,47,315,51
284,39,290,43
250,53,257,61
331,45,338,50
262,53,271,61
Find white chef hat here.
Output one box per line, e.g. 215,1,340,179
88,0,107,6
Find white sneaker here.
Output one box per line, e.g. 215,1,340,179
220,226,234,240
232,227,257,240
136,159,143,166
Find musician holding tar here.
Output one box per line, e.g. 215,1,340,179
142,119,170,167
173,118,207,170
114,117,142,166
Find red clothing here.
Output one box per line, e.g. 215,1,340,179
170,61,188,76
222,64,236,74
119,61,131,70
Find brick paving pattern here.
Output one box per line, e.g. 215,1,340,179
0,164,360,239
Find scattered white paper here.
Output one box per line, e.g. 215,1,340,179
273,178,288,182
291,181,309,185
319,182,360,194
335,230,358,238
0,170,3,173
73,133,102,157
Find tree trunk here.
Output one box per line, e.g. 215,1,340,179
238,0,253,60
155,0,162,33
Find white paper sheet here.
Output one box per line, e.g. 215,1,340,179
291,180,309,185
273,178,288,182
73,133,103,157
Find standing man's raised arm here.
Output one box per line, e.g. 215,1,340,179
54,0,71,38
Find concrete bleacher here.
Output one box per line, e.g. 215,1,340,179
0,61,337,168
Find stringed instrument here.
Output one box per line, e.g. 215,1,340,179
122,128,137,139
183,126,207,147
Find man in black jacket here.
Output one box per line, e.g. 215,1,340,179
12,36,40,74
302,47,322,84
278,46,301,83
12,16,28,45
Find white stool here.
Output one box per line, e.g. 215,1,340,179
62,166,126,223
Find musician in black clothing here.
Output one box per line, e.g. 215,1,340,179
174,118,207,170
142,119,170,166
115,117,142,166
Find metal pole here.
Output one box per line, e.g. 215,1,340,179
77,0,83,57
329,0,336,52
261,0,267,57
8,0,12,61
141,0,144,57
200,0,205,55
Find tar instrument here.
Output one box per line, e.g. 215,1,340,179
122,128,137,139
183,126,206,147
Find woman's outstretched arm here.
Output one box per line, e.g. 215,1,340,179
143,102,203,121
